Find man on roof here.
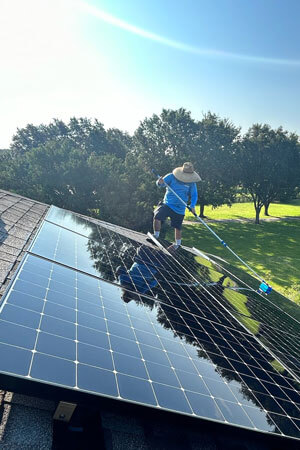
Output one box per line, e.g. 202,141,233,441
153,162,201,249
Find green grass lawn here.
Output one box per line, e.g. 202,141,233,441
185,199,300,221
166,201,300,303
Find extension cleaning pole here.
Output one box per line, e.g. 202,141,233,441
152,169,272,295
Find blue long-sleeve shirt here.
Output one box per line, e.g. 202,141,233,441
118,246,169,294
118,263,158,294
156,173,198,215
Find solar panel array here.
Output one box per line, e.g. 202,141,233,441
0,205,299,441
33,208,300,381
154,238,300,382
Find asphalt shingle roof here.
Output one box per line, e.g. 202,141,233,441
0,190,48,295
0,190,54,449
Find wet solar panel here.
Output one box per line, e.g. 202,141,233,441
0,205,299,441
153,237,300,381
32,207,300,380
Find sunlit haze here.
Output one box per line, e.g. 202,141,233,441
1,0,300,148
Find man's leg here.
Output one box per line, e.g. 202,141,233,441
153,218,161,238
153,204,169,238
170,210,184,248
175,228,182,246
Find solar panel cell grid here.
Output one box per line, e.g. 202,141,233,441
0,256,297,437
30,221,249,336
0,205,299,441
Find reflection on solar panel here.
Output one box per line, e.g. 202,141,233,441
33,207,300,381
154,238,300,382
0,205,299,442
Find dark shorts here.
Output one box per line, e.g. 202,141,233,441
154,203,184,230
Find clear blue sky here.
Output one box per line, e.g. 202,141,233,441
1,0,300,147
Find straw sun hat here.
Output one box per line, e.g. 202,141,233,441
172,162,201,183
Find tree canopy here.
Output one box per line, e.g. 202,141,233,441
237,124,300,223
0,111,299,230
196,112,240,217
10,117,132,159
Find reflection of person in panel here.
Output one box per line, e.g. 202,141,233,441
117,245,177,302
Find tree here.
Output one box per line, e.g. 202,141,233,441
24,139,96,212
263,130,299,215
10,119,69,155
133,108,200,175
195,112,240,217
106,128,133,159
2,118,134,218
133,109,240,218
10,117,127,158
88,152,156,232
238,124,300,224
0,138,96,214
0,150,32,195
